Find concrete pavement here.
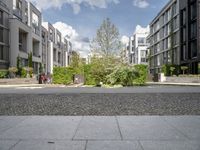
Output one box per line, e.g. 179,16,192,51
0,116,200,150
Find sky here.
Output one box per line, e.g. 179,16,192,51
28,0,169,57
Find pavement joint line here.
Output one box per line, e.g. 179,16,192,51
137,140,145,150
8,139,21,150
72,116,84,140
84,140,88,150
115,116,123,140
162,117,192,140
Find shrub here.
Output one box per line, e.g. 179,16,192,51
161,64,171,76
21,67,27,78
0,70,8,78
53,67,75,85
133,64,148,85
181,66,188,75
106,66,136,86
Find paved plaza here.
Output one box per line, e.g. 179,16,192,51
0,116,200,150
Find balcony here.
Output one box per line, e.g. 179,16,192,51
13,8,22,19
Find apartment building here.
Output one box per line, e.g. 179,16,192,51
128,25,149,65
43,22,72,73
0,0,12,69
179,0,200,74
0,0,72,74
9,0,42,74
147,0,180,75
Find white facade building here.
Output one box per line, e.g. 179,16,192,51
0,0,72,74
129,25,150,65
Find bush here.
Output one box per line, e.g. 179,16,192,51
0,70,8,78
133,64,148,85
21,67,27,78
161,64,171,76
106,66,136,86
8,67,18,78
53,67,75,85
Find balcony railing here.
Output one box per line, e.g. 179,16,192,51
13,8,22,19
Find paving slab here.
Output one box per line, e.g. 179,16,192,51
11,140,55,150
140,140,200,150
0,140,19,150
74,116,121,140
164,116,200,140
86,141,142,150
0,117,28,134
117,116,187,140
0,116,82,140
54,141,86,150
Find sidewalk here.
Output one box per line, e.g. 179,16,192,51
147,82,200,86
0,116,199,150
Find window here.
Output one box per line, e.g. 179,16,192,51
191,40,197,58
49,29,53,41
190,2,197,20
32,12,39,27
181,28,186,43
53,49,56,61
0,27,3,43
181,44,186,61
190,22,197,39
138,37,145,45
0,45,3,60
0,10,3,25
181,9,186,26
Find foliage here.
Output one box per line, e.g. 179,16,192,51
53,67,75,85
162,64,179,76
8,67,18,73
83,64,96,85
39,63,43,74
28,52,33,68
133,64,148,85
16,56,22,76
181,66,188,75
91,18,121,57
106,66,136,86
21,67,27,78
0,70,8,78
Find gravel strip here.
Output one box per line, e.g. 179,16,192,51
0,93,200,115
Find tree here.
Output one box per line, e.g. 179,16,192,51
91,18,121,57
28,52,33,68
70,51,81,68
181,66,188,75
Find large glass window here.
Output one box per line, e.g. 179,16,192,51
190,2,197,20
138,37,145,45
32,12,39,27
181,9,186,26
0,27,3,43
0,10,3,25
190,22,197,39
0,45,3,60
191,40,197,58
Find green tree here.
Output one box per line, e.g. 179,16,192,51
28,52,33,68
91,18,121,57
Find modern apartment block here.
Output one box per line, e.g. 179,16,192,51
179,0,200,74
42,22,72,74
148,0,200,75
147,0,180,75
0,0,12,69
0,0,72,74
128,25,149,65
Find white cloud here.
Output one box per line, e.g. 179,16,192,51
121,35,129,45
28,0,119,14
53,22,90,58
134,25,150,34
133,0,149,8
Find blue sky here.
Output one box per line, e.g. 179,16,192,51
29,0,169,57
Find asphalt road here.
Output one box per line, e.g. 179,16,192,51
0,86,200,115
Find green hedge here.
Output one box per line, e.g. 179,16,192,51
0,70,8,78
53,67,75,84
133,64,148,85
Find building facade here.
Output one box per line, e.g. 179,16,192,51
179,0,200,74
128,25,149,65
148,0,200,75
0,0,12,69
148,0,180,75
0,0,72,74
